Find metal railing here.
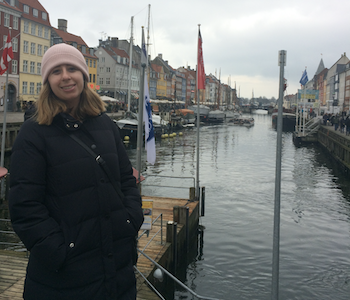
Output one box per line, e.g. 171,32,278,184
142,175,195,191
0,218,27,254
135,248,221,300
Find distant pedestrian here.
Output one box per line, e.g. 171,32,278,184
345,115,350,136
333,114,339,131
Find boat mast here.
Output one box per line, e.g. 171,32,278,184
127,16,134,112
217,69,221,110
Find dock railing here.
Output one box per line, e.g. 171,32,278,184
135,248,221,300
141,174,197,201
0,218,27,255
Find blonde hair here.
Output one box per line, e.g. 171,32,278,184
35,81,106,125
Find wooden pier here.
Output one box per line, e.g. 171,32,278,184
0,195,200,300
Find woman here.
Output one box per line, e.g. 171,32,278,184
9,43,144,300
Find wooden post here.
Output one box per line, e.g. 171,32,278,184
173,206,180,223
201,186,205,216
189,187,195,201
166,221,178,271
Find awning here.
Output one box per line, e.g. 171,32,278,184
100,95,120,102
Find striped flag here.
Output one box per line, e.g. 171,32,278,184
0,31,14,75
141,28,156,165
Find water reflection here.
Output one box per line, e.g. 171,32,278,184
125,114,350,300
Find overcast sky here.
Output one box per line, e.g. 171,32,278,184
41,0,350,99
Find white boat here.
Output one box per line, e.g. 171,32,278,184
188,104,210,121
208,110,225,123
224,110,241,120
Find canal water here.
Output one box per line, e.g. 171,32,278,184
125,113,350,300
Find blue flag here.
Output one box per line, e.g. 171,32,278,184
141,28,156,165
299,70,308,86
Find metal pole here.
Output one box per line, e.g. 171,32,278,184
127,17,134,112
302,84,306,136
195,24,201,200
272,50,286,300
137,29,146,188
0,28,11,199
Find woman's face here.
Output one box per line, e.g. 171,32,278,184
48,64,84,108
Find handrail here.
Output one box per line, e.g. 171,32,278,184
136,248,221,300
142,175,195,189
0,218,26,252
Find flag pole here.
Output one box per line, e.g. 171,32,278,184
0,28,11,199
137,28,146,188
195,24,202,200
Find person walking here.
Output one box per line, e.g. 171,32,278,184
9,43,144,300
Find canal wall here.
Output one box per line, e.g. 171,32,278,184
317,126,350,173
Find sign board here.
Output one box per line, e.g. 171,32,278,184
298,89,319,100
140,200,153,230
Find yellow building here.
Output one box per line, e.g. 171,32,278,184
151,63,166,98
52,19,98,91
18,0,51,105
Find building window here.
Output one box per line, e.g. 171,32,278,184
102,57,105,62
30,62,35,73
93,60,96,68
86,59,88,65
99,78,103,85
12,60,17,74
106,67,110,72
44,28,49,39
13,16,18,30
33,8,38,17
93,74,96,83
24,21,29,33
23,60,28,72
90,60,92,67
30,82,34,94
37,44,42,56
23,41,28,53
36,82,42,94
99,67,104,72
42,12,47,20
38,25,43,37
89,74,91,82
23,5,29,14
44,46,48,53
106,78,110,85
37,62,41,74
31,24,36,35
4,13,9,27
22,82,27,94
3,35,7,46
81,45,86,54
31,43,35,55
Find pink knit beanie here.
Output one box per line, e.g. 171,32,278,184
41,43,89,83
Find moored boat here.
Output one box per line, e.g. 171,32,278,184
208,110,225,123
188,104,210,122
271,111,296,131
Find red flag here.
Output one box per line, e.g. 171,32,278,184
197,28,205,90
0,31,14,75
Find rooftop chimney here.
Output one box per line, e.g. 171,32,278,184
58,19,67,32
111,37,118,48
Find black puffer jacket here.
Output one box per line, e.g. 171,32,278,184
9,113,144,300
